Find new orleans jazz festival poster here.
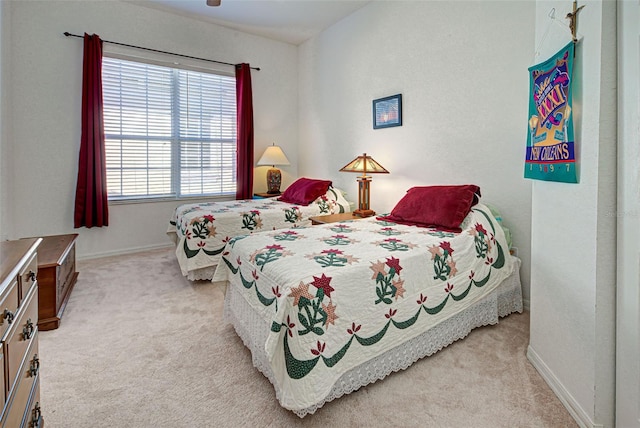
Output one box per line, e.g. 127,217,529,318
525,41,577,183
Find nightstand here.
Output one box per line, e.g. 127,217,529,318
254,192,281,199
310,212,364,225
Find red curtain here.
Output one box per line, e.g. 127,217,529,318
235,63,254,200
74,33,108,228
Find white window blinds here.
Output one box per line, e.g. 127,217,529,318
102,57,237,200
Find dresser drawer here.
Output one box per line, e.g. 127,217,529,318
4,286,38,394
18,253,38,304
24,377,41,428
0,279,19,340
0,238,42,427
1,331,38,428
0,349,5,409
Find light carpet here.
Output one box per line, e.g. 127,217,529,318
38,247,577,427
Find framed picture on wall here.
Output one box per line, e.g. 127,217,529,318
373,94,402,129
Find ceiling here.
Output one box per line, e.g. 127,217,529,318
128,0,371,45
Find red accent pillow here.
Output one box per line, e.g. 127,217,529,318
378,185,481,231
277,178,333,206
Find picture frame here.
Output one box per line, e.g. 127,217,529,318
373,94,402,129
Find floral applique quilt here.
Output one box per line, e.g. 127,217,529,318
168,191,350,278
212,203,518,411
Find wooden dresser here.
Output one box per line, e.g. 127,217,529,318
37,234,78,331
0,238,43,428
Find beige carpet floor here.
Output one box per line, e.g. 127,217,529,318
38,247,577,428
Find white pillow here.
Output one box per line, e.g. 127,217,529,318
324,187,352,213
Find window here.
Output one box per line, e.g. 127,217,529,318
102,57,237,201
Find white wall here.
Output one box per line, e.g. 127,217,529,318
527,1,616,427
616,1,640,426
0,2,10,241
298,1,534,304
3,0,298,259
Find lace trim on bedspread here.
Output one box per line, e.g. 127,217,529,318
224,266,523,418
497,258,523,317
187,266,217,281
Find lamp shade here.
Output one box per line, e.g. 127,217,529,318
257,144,290,167
339,153,389,176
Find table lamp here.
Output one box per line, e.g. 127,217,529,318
340,153,389,217
257,143,290,194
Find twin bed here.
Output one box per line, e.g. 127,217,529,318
167,182,351,280
203,184,523,416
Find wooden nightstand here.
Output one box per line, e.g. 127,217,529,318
254,192,281,198
310,212,364,225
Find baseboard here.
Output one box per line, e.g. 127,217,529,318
78,243,174,261
526,346,603,428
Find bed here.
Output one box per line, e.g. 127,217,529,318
168,181,351,280
212,185,523,417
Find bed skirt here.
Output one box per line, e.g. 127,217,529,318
223,258,523,417
185,266,217,281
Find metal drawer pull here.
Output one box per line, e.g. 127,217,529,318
23,318,34,340
29,354,40,377
3,308,14,324
31,402,42,428
28,270,37,282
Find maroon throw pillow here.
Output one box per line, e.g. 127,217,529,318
378,185,481,231
277,177,333,206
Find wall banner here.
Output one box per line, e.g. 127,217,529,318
524,41,577,183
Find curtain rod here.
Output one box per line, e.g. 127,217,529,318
63,32,260,71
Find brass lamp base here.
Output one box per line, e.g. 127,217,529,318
353,209,375,218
